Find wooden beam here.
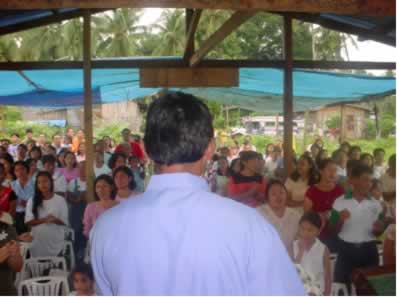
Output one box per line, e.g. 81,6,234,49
0,59,395,70
0,9,108,36
140,67,239,87
2,0,395,16
190,11,256,66
283,15,294,177
288,12,395,46
83,11,95,203
183,9,202,61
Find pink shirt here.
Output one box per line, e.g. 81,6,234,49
83,202,107,237
59,168,80,184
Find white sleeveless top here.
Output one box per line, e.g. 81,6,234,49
293,239,325,292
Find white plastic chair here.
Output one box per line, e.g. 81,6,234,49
18,276,70,296
60,240,75,270
64,227,75,242
331,283,348,296
20,257,68,282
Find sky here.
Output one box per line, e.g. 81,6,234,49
138,8,395,75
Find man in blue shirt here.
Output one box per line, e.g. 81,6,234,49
91,92,305,295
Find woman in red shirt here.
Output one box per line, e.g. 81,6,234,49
0,164,17,217
227,151,266,208
304,158,344,251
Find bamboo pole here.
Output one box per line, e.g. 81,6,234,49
283,15,294,176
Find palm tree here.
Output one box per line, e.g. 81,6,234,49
151,9,185,56
93,8,142,57
0,35,19,61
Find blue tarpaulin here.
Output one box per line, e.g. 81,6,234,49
0,68,395,112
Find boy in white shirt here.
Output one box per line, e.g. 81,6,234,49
329,163,385,288
373,148,386,179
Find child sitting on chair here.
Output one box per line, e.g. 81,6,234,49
70,263,96,296
293,212,332,295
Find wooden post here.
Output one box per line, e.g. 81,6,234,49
283,15,294,176
83,11,95,202
374,103,380,139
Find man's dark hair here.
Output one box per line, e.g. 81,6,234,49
373,148,385,157
108,152,127,169
13,160,29,173
71,263,94,283
42,154,57,165
349,145,361,156
18,144,28,151
351,163,373,178
26,128,33,134
299,212,322,230
144,92,214,166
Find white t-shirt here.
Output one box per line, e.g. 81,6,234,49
293,239,326,293
336,166,347,178
53,171,67,195
25,194,69,257
373,165,386,180
265,158,279,176
285,177,309,214
333,195,383,243
94,164,111,178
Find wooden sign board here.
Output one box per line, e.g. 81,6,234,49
140,67,239,88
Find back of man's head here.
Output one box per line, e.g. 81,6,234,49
144,92,214,166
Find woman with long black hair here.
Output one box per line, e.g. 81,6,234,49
25,171,68,257
114,166,139,202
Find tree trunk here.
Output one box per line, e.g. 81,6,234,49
374,103,380,139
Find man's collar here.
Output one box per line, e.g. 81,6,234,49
146,173,209,192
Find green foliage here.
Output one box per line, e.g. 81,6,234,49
2,121,63,139
326,116,341,129
380,114,395,137
365,120,377,139
4,107,22,122
94,122,130,143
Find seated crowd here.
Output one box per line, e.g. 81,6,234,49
0,124,395,295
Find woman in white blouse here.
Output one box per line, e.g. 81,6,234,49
285,155,318,214
257,179,300,253
25,171,68,257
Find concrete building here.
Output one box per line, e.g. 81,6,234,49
21,100,142,132
242,104,370,139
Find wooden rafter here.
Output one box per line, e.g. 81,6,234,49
183,9,202,60
190,11,256,67
0,9,108,36
1,0,395,16
0,60,395,70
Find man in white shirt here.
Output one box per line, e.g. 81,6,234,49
329,164,385,287
42,155,67,197
90,92,305,296
373,148,386,179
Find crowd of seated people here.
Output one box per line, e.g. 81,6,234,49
0,125,395,296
